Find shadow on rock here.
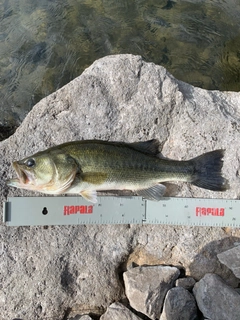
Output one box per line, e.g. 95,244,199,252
188,235,240,287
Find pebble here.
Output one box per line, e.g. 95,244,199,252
175,277,196,291
68,315,93,320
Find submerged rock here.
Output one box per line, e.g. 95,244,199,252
0,124,16,141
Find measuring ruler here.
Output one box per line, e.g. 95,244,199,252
3,196,240,227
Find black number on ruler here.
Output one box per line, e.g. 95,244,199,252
163,204,166,207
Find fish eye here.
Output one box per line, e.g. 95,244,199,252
25,158,35,168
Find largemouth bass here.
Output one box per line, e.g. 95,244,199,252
7,139,229,203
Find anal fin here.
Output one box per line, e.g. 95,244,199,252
136,184,166,201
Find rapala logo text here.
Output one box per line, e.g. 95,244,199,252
64,205,93,215
196,207,224,217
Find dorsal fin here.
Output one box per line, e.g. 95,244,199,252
128,139,161,155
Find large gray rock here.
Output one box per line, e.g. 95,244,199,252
217,245,240,279
160,287,198,320
193,273,240,320
100,302,142,320
1,54,240,319
123,265,180,319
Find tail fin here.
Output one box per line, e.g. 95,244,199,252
191,149,229,191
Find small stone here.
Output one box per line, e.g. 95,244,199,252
123,265,180,319
217,245,240,279
175,277,196,290
193,273,240,320
160,287,198,320
100,302,142,320
68,315,93,320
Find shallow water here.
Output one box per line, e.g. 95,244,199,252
1,0,240,133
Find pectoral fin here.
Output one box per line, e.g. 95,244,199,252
136,184,166,201
80,190,98,203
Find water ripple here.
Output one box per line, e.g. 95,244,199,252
0,0,240,132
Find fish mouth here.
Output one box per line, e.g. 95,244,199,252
11,161,32,185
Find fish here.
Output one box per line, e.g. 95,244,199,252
7,139,229,203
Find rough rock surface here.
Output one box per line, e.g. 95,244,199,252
217,245,240,279
160,287,198,320
123,265,180,319
193,273,240,320
69,316,93,320
175,277,196,290
100,302,142,320
1,54,240,319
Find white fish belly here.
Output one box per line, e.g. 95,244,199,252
65,179,157,194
